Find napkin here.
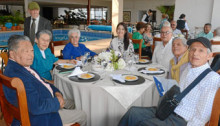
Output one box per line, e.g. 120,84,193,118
110,74,125,83
76,60,82,66
68,67,87,77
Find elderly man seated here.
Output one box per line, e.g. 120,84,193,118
118,37,220,126
196,23,213,40
3,35,86,126
171,20,182,37
152,26,174,70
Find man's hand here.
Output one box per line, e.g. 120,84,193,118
55,92,64,109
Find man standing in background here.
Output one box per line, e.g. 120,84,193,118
24,2,52,45
141,9,153,24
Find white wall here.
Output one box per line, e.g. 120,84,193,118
124,0,175,24
211,0,220,29
174,0,220,32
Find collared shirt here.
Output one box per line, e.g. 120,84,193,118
30,16,40,33
25,66,54,97
152,38,174,70
196,31,214,40
174,63,220,126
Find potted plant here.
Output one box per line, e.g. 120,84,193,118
0,16,7,31
14,10,24,30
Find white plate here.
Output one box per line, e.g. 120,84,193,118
145,67,160,72
139,59,149,63
60,64,75,69
122,75,138,82
77,73,95,80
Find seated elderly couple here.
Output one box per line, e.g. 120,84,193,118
31,29,97,82
118,37,220,125
3,34,88,125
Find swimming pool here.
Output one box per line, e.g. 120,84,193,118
0,29,112,49
53,30,112,42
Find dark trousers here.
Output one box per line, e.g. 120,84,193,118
134,46,152,60
211,54,220,72
118,106,187,126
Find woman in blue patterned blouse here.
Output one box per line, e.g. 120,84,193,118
62,28,97,60
31,30,76,81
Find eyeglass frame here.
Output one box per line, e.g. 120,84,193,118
160,31,172,35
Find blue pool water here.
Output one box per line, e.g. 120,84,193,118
0,29,112,49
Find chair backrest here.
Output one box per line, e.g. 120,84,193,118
210,40,220,57
128,33,133,40
152,37,162,54
205,88,220,126
132,39,142,59
49,40,68,58
0,71,30,126
181,29,188,39
0,51,9,72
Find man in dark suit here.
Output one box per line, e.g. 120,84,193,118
3,35,86,126
24,2,52,45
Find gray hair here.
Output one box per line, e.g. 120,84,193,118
172,37,188,47
162,21,171,27
8,35,30,52
36,30,52,41
68,28,81,38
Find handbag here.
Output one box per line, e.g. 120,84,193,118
155,68,212,120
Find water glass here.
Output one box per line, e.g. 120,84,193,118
134,54,139,63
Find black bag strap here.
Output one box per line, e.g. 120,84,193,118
175,68,212,102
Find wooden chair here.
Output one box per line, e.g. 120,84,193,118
0,51,9,72
128,33,133,40
132,39,142,59
0,70,30,126
181,29,188,39
49,40,68,58
132,39,150,60
205,88,220,126
152,37,162,54
210,40,220,57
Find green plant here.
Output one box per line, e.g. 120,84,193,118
157,5,175,21
13,10,24,25
0,16,8,26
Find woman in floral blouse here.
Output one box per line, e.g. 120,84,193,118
109,22,134,59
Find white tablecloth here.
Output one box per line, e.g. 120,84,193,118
53,64,166,126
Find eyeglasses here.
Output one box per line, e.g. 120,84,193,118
160,31,172,35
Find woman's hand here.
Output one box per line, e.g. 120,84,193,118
55,92,65,109
144,42,151,47
68,59,77,64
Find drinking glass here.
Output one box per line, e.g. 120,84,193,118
134,54,139,63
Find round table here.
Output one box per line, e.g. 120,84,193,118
53,64,166,126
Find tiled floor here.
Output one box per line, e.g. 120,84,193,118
0,38,111,125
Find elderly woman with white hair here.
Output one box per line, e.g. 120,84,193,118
63,28,97,60
169,37,189,83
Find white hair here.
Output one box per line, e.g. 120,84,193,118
172,37,188,47
68,28,81,38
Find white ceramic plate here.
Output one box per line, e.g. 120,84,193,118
77,73,95,80
139,59,149,63
60,64,75,69
122,75,138,82
145,67,159,71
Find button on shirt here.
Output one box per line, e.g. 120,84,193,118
174,63,220,126
152,38,174,70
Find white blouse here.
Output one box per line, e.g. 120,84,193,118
109,37,134,57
